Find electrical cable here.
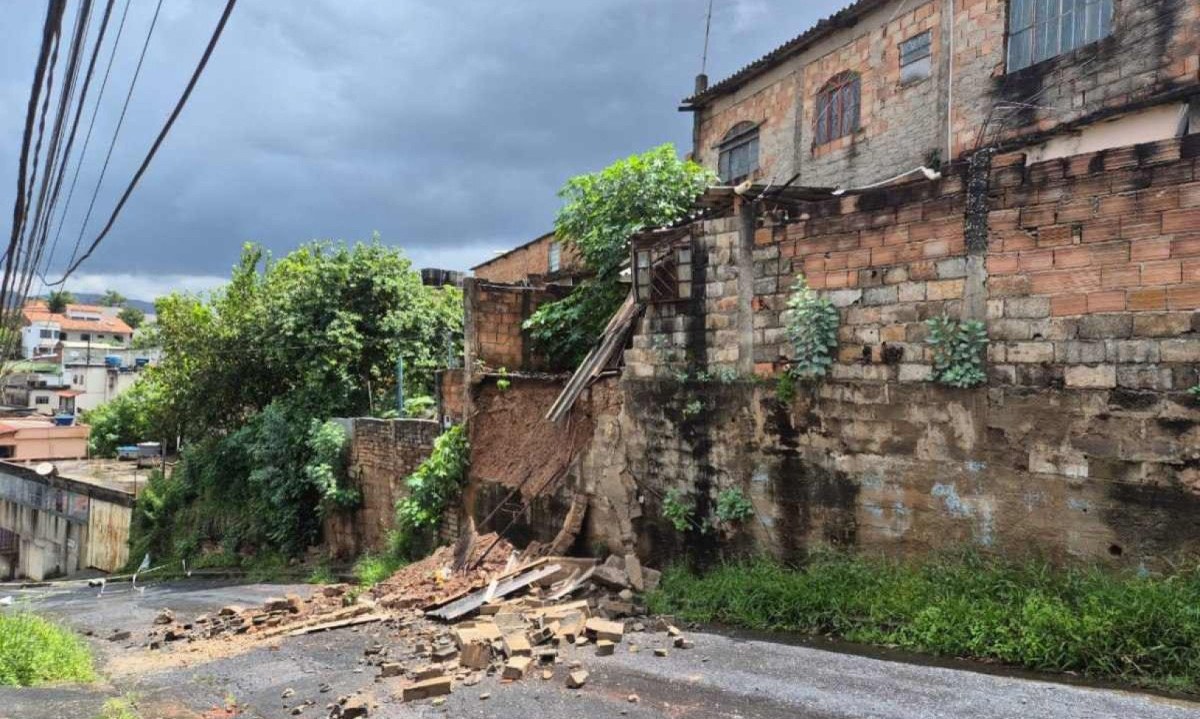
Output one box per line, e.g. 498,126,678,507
52,0,239,286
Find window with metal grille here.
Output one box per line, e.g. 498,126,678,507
717,122,759,183
899,31,932,84
633,242,693,303
1007,0,1113,72
814,72,861,146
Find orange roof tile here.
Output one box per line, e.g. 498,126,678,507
22,302,133,334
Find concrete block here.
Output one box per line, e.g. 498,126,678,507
1063,365,1117,388
402,676,452,701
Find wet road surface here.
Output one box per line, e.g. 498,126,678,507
3,578,1199,719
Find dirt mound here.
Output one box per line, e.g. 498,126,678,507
371,532,515,609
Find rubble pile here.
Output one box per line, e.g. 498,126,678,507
141,544,683,716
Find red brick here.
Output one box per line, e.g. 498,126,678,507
1050,294,1087,316
1162,208,1200,233
1134,187,1179,213
1120,213,1161,239
1053,246,1090,268
1086,290,1125,313
1127,287,1167,311
1180,182,1200,208
922,239,950,258
987,254,1019,275
1030,268,1101,295
1141,260,1182,286
1018,249,1054,271
1131,237,1172,261
909,261,938,280
1088,242,1129,266
1081,218,1121,244
1101,265,1140,289
1037,225,1075,247
1184,259,1200,283
1171,234,1200,258
1167,285,1200,310
1096,193,1136,217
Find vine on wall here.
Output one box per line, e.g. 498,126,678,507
925,316,989,388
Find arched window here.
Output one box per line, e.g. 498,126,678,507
717,121,759,183
813,72,861,146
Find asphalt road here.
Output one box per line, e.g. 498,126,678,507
3,579,1199,719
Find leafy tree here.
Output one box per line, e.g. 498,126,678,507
524,144,713,367
45,290,75,313
98,290,127,307
82,378,168,457
117,238,463,558
118,306,145,329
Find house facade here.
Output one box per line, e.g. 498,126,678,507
683,0,1198,189
472,231,582,285
21,302,135,359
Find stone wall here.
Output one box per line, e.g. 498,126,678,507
323,418,441,558
599,137,1200,568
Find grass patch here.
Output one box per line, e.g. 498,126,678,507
0,612,95,686
307,562,336,584
97,695,141,719
352,553,404,587
646,552,1200,694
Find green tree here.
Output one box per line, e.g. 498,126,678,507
523,144,714,367
98,289,127,307
45,290,75,313
118,306,145,329
120,238,463,560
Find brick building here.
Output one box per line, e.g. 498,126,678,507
682,0,1199,189
471,231,582,285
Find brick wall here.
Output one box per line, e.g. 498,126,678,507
951,0,1199,155
466,281,562,372
323,418,441,558
609,136,1200,567
692,0,1199,188
472,233,582,284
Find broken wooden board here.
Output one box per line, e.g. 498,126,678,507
425,563,561,621
284,613,386,637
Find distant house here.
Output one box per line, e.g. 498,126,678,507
2,347,159,416
0,418,88,461
21,301,134,360
472,231,584,285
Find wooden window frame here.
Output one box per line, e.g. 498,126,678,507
813,72,861,146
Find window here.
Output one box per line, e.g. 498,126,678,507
34,396,49,405
548,241,561,273
633,241,693,303
38,329,56,339
1007,0,1114,72
717,122,759,183
899,31,932,83
814,72,861,146
79,333,90,341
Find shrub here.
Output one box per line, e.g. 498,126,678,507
926,316,988,388
392,425,468,560
0,612,95,686
661,489,695,532
352,553,404,586
715,488,755,525
647,552,1200,693
784,275,839,379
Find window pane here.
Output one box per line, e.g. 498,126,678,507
1010,0,1033,31
1009,27,1033,69
900,55,931,83
747,137,759,173
676,264,692,282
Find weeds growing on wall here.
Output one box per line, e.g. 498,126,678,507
926,316,989,388
661,489,696,533
647,552,1200,694
390,424,468,560
0,612,95,686
784,275,839,379
714,488,755,525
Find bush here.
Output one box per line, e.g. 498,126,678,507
0,612,95,686
647,552,1200,693
392,425,468,560
353,553,404,586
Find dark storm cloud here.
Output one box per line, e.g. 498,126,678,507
0,0,843,297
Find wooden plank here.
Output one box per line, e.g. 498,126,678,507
426,563,561,621
286,613,385,637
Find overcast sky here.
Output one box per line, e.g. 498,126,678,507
0,0,843,300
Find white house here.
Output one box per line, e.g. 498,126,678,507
21,302,134,359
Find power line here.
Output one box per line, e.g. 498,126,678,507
39,0,122,283
62,0,165,275
17,0,96,321
1,1,66,323
52,0,240,286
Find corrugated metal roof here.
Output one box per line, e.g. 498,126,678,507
681,0,888,108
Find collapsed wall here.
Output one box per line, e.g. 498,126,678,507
465,136,1200,568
